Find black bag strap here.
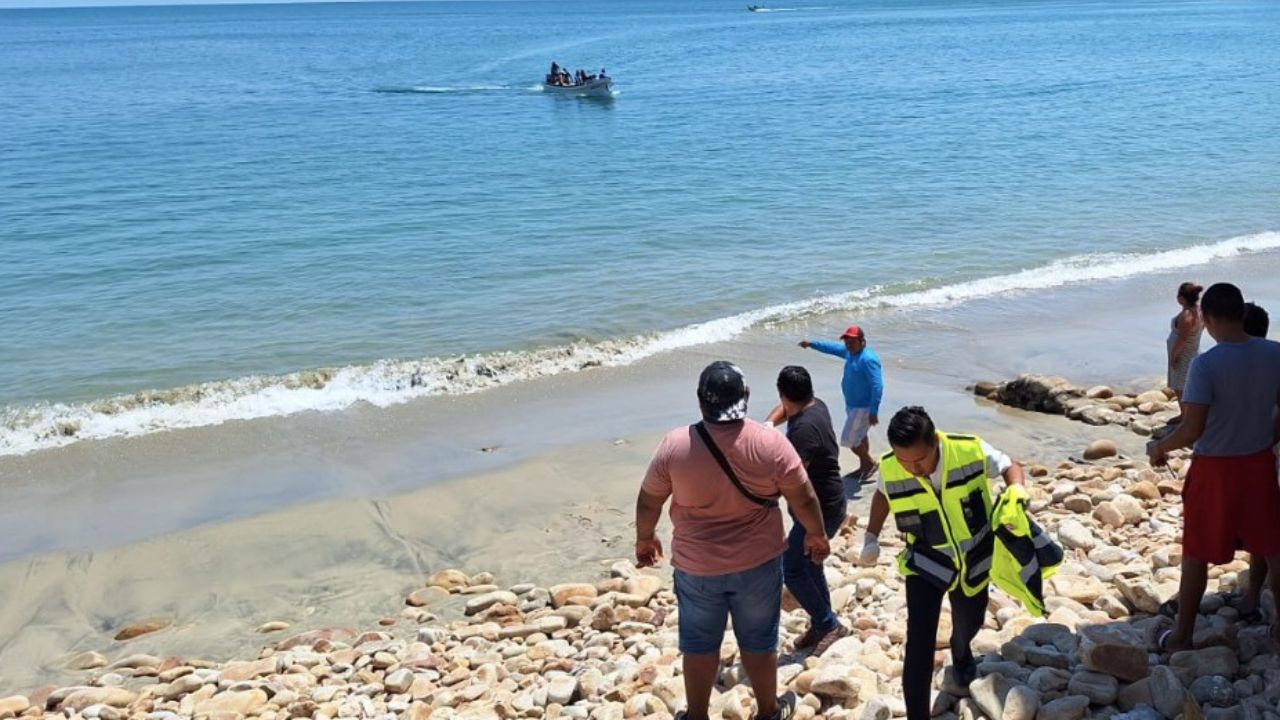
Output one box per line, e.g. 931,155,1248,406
692,422,778,508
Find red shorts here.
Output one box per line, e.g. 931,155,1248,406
1183,448,1280,565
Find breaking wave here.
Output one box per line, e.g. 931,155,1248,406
3,232,1277,456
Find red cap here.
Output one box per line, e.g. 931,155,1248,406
840,325,863,340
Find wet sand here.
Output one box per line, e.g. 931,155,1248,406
1,251,1276,692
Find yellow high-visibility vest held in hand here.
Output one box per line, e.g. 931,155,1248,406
990,484,1064,617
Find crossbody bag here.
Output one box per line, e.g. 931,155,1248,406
692,422,779,508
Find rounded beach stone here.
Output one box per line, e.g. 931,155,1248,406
67,651,108,670
1135,390,1168,406
426,569,470,591
1092,502,1125,529
0,697,30,717
1056,519,1096,551
1035,694,1090,720
1068,670,1118,705
193,689,269,716
113,618,171,641
1148,667,1184,719
407,587,450,607
860,696,892,720
1127,481,1161,501
463,591,517,616
1189,676,1236,708
1001,685,1039,720
549,583,597,608
383,668,415,694
1082,440,1118,461
59,688,137,712
1111,494,1147,524
810,664,862,699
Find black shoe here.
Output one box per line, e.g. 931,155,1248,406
955,662,977,687
757,691,797,720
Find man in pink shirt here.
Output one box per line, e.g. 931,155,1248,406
635,361,831,720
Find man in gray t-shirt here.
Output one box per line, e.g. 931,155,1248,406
1181,336,1280,456
1148,283,1280,654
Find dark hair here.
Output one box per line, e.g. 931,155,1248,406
776,365,814,403
1201,283,1246,322
887,406,937,448
1244,302,1270,338
1177,282,1204,306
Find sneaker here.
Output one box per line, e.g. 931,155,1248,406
940,664,975,697
756,691,797,720
861,462,880,482
810,622,850,657
791,625,825,652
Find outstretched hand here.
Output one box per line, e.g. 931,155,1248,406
798,340,811,349
635,537,664,568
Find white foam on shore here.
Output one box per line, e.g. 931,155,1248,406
3,232,1277,457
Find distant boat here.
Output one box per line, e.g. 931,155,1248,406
541,77,614,98
747,5,766,11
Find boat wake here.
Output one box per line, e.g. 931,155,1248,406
374,84,538,95
3,232,1277,457
751,7,829,12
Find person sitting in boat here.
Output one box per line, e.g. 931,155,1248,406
599,68,607,79
547,61,560,85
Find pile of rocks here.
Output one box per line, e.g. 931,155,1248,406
5,448,1277,720
973,375,1179,437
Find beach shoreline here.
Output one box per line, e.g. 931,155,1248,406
2,256,1276,692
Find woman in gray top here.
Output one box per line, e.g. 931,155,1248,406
1167,281,1204,422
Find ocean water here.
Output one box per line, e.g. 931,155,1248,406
2,0,1279,455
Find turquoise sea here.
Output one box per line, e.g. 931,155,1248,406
2,0,1279,454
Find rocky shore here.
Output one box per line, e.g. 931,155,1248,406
974,375,1180,439
4,377,1277,720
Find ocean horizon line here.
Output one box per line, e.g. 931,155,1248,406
0,0,549,12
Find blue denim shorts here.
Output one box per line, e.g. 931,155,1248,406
673,556,782,655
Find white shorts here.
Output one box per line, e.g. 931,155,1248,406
841,407,871,449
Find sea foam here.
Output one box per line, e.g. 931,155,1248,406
3,232,1277,457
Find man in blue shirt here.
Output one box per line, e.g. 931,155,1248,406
799,325,885,479
1148,284,1280,653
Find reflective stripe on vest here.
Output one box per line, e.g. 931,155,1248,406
882,432,994,596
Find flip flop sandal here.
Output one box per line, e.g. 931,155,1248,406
1217,592,1264,623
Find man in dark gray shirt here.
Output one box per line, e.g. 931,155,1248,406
767,365,849,654
1149,283,1280,653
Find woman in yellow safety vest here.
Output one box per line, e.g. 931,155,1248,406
858,406,1026,720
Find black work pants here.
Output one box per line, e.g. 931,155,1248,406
902,574,989,720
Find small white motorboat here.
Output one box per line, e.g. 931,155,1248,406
541,77,614,98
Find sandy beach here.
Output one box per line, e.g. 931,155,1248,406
1,250,1276,696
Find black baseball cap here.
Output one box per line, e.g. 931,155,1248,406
698,361,748,423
